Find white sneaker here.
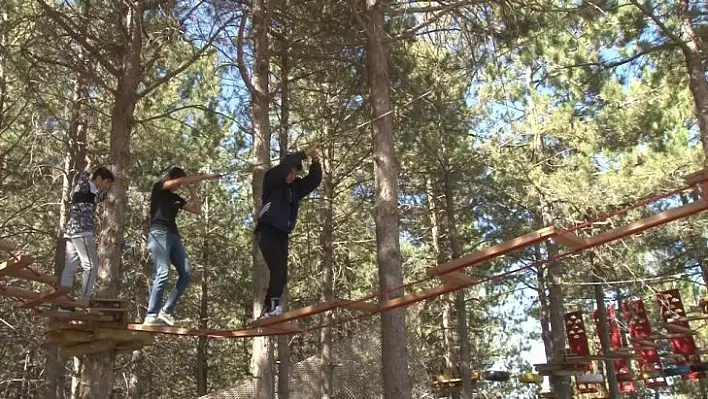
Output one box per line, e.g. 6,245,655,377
158,311,175,326
143,315,161,325
264,305,283,318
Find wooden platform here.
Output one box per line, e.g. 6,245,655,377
46,325,154,357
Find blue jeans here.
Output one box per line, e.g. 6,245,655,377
146,230,192,316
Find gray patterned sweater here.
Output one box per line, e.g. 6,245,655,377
65,170,105,237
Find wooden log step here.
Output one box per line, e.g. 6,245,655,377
663,323,696,335
428,226,556,276
437,271,477,286
378,283,459,313
16,287,70,309
339,300,380,313
584,200,708,248
552,231,587,249
9,268,57,285
249,300,345,328
0,255,34,276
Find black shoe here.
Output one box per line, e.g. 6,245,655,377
58,306,75,313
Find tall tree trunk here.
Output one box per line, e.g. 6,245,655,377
442,172,472,399
277,25,290,396
541,205,570,398
45,44,91,398
363,1,412,397
677,0,708,165
127,197,150,398
536,267,553,360
676,0,708,286
197,196,211,396
592,271,620,399
84,2,143,397
250,0,275,397
426,177,457,389
319,145,334,399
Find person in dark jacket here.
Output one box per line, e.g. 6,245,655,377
257,144,321,318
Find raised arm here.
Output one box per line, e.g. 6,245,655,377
182,185,202,214
295,160,322,198
263,151,306,193
162,173,220,191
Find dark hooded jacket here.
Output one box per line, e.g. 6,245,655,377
257,151,322,233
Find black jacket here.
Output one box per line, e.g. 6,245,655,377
258,152,322,234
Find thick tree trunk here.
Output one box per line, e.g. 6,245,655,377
536,267,553,360
593,278,620,399
364,1,412,397
277,34,290,397
84,2,142,396
442,173,472,399
197,197,211,396
319,148,334,399
127,198,150,398
677,0,708,165
250,0,275,397
542,206,570,398
46,60,89,399
426,177,457,388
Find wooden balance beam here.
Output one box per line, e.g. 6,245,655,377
427,226,557,277
249,300,346,328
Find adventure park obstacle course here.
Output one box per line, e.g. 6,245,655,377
2,169,708,384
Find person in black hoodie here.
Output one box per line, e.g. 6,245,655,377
257,144,322,318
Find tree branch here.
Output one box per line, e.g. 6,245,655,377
35,0,121,77
629,0,690,52
237,12,256,95
138,17,235,98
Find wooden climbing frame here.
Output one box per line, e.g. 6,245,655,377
0,168,707,342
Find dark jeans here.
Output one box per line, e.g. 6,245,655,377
146,230,192,316
258,223,289,308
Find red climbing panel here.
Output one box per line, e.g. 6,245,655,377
564,311,597,394
622,299,665,388
656,289,703,380
593,306,635,393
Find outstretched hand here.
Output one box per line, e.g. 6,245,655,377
305,143,318,159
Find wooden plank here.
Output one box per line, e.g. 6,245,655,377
0,286,87,308
378,283,459,313
339,300,380,313
249,300,345,328
10,268,57,285
126,324,217,337
663,323,696,335
552,231,587,249
209,325,304,338
634,339,660,348
429,226,557,276
16,287,70,309
0,255,34,276
38,310,113,322
438,271,478,286
684,169,708,185
0,239,17,252
585,200,708,248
